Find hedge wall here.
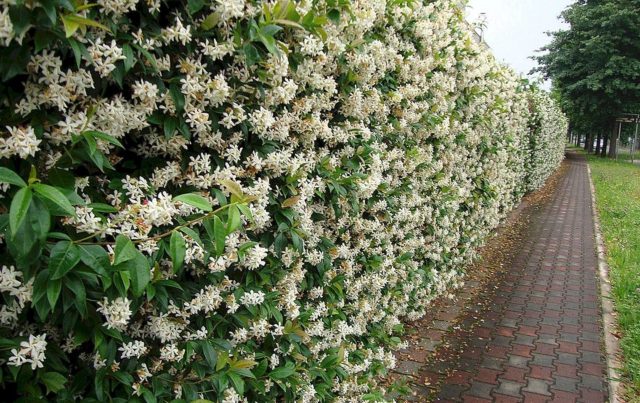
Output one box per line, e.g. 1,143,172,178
0,0,567,401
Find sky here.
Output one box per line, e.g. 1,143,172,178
466,0,574,88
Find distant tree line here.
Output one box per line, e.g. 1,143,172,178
535,0,640,157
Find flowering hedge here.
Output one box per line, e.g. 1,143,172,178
0,0,566,401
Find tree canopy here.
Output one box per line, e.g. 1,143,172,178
535,0,640,135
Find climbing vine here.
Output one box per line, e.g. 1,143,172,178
0,0,566,401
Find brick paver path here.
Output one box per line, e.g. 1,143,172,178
404,152,608,402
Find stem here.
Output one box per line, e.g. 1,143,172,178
70,202,237,246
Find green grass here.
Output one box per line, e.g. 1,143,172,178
586,152,640,397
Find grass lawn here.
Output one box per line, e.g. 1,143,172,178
586,150,640,397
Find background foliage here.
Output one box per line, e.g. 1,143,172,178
0,0,566,401
535,0,640,151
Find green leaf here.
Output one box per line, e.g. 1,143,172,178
257,25,282,54
269,363,296,379
47,278,62,308
187,0,205,15
173,193,212,212
61,14,110,38
83,131,97,155
41,372,67,394
0,44,30,81
122,44,135,71
29,197,51,241
49,241,81,280
113,235,136,266
128,252,150,297
213,215,226,255
79,244,110,276
61,14,81,38
38,0,57,23
169,231,186,273
66,274,87,316
9,6,31,37
201,12,220,30
226,205,241,234
35,30,56,52
169,83,185,112
87,203,118,213
10,187,32,235
243,43,260,66
201,341,217,368
83,130,124,148
228,372,245,395
67,37,84,67
32,184,75,216
220,179,244,200
0,167,26,187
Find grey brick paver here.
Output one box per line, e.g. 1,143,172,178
412,152,609,401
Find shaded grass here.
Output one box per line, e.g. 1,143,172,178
586,151,640,397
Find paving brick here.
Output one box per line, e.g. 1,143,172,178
493,394,521,403
551,375,578,392
580,351,603,364
475,367,500,385
531,353,554,368
556,341,579,354
495,380,524,398
551,390,579,402
394,360,422,376
580,374,605,391
446,370,473,385
436,383,466,400
408,154,608,401
555,363,578,379
523,378,552,396
556,352,579,366
580,362,604,376
530,365,553,380
468,381,495,399
461,396,492,403
521,392,549,403
500,366,527,383
534,343,556,356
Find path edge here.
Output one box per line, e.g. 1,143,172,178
586,162,622,403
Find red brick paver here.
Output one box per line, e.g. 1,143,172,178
394,153,608,402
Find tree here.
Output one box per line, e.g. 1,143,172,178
535,0,640,156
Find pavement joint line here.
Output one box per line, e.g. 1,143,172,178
586,162,622,403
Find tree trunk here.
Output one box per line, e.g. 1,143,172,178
595,132,602,154
584,133,591,151
601,130,609,157
608,121,619,158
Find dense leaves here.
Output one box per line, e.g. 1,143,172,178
0,0,566,401
535,0,640,146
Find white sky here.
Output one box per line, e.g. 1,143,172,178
466,0,573,87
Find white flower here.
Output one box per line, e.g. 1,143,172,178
118,340,147,359
0,126,41,159
159,343,184,362
240,290,265,307
8,334,47,370
0,8,15,46
242,244,268,270
249,107,275,136
96,297,132,331
88,39,126,78
215,0,245,21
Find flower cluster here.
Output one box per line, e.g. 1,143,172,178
0,0,566,401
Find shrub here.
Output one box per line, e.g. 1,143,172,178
0,0,566,401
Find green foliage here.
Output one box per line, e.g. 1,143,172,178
536,0,640,133
0,0,566,401
588,152,640,397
